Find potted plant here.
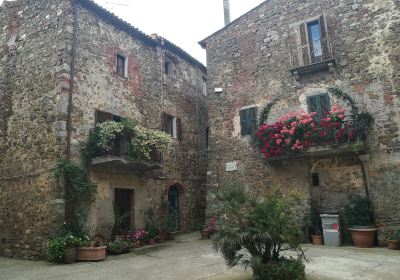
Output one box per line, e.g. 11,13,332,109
343,196,376,248
387,230,400,250
76,239,107,261
107,240,133,255
64,233,86,264
159,211,176,241
144,208,159,245
310,200,323,245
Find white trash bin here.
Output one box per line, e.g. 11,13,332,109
320,214,341,246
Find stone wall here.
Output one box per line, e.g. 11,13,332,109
0,0,72,259
203,0,400,244
70,2,208,237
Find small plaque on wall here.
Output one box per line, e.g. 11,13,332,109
226,161,237,172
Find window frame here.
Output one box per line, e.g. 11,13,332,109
307,93,331,119
116,53,128,78
163,112,182,140
239,106,258,136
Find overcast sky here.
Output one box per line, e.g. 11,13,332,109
1,0,265,64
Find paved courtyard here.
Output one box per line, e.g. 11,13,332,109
1,233,399,280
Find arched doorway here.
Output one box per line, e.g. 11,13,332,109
168,185,180,231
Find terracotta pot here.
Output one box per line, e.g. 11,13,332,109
76,246,106,261
349,228,377,248
167,232,176,240
311,235,323,245
147,239,156,245
200,229,209,239
64,247,77,264
387,240,399,250
159,231,168,242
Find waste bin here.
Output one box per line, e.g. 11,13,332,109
320,214,341,246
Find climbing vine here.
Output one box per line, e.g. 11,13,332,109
258,96,281,125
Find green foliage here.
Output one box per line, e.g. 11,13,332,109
328,87,359,115
82,127,101,167
54,160,97,202
258,97,281,125
251,257,306,280
96,121,125,151
144,208,159,239
211,183,305,279
343,196,375,226
159,211,177,233
310,200,322,235
107,240,133,255
46,236,66,264
112,202,131,237
129,126,172,160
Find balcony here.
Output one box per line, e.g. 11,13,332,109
90,128,163,173
260,114,370,162
289,37,336,79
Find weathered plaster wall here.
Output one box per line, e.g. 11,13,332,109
72,3,208,236
204,0,400,244
0,0,73,259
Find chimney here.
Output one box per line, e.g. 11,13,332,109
223,0,231,26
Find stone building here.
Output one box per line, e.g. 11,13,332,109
200,0,400,245
0,0,207,259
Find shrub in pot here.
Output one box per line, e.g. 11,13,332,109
387,230,400,250
343,196,376,248
211,183,306,280
310,200,323,245
107,240,133,255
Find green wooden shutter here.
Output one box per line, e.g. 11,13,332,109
319,94,330,117
307,96,319,115
299,22,310,65
240,109,248,136
249,107,257,134
318,15,328,60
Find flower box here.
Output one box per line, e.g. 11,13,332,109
76,246,106,261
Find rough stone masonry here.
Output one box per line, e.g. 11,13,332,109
201,0,400,245
0,0,207,259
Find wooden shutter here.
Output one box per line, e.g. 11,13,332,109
318,15,328,60
240,109,247,136
176,117,182,141
319,94,330,117
162,112,168,131
307,96,319,115
299,22,310,66
249,107,258,134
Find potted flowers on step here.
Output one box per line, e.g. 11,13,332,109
387,229,400,250
343,196,377,248
310,200,323,245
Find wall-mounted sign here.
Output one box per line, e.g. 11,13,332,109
226,161,237,172
214,87,223,93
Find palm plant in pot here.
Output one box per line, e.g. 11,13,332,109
310,200,323,245
343,196,376,248
387,229,400,250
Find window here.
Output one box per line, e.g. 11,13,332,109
312,173,320,187
240,107,257,136
95,110,121,124
164,56,175,76
163,113,181,140
202,77,207,96
307,93,330,119
116,54,127,77
298,15,328,65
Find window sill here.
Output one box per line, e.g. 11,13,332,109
290,59,336,80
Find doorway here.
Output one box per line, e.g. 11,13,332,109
114,188,134,234
168,185,180,231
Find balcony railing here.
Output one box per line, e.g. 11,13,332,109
289,37,335,77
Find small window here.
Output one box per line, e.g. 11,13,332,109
312,173,320,187
95,110,121,125
163,113,182,140
307,93,330,119
116,54,127,77
164,56,175,76
202,77,207,96
240,107,257,136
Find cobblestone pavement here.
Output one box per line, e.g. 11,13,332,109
0,233,399,280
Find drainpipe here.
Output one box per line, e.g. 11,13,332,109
65,0,78,225
357,154,371,199
223,0,231,26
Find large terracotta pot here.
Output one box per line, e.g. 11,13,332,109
76,246,106,261
349,228,377,248
311,235,323,245
387,240,399,250
64,247,77,264
158,231,168,242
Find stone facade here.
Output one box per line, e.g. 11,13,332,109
0,0,207,259
201,0,400,245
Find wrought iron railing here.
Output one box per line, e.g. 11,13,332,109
92,128,162,163
289,37,334,69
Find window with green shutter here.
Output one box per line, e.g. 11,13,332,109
307,93,330,119
240,107,257,136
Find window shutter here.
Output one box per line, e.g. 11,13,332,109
162,112,168,132
307,96,319,115
319,94,331,117
176,117,182,141
249,107,258,134
299,23,310,65
240,109,247,136
318,15,328,60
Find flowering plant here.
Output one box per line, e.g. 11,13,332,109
131,229,148,241
96,121,124,151
257,105,358,158
129,126,172,160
